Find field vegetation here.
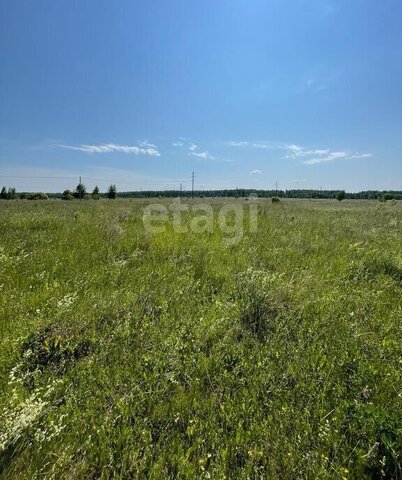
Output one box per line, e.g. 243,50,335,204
0,198,401,479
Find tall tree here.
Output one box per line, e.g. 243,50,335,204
1,186,7,199
7,187,16,200
74,182,86,200
107,184,117,199
92,185,100,200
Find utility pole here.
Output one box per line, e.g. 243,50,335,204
180,183,182,197
191,171,195,199
275,180,278,195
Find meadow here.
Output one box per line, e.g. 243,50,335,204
0,198,401,479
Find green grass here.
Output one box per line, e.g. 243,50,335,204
0,198,401,479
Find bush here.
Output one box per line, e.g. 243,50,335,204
271,197,280,204
61,189,74,201
27,192,48,200
379,193,394,202
336,190,346,202
20,325,92,376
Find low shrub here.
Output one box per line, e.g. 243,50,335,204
61,189,74,201
20,326,92,379
27,193,48,200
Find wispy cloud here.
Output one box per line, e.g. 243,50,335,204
284,144,331,158
285,145,372,165
302,77,328,92
250,169,261,175
302,152,347,165
228,141,250,147
172,139,199,150
190,151,214,160
228,140,282,150
172,137,193,147
229,139,372,166
139,140,158,149
171,138,229,162
57,142,160,157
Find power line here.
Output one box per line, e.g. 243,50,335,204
0,174,192,188
0,175,77,180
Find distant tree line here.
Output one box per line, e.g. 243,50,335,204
116,189,402,201
2,185,401,201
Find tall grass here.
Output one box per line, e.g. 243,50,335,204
0,198,401,479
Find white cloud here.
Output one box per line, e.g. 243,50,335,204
228,140,274,149
283,144,372,165
228,140,284,150
172,139,203,154
190,151,214,160
285,144,330,158
57,142,160,157
287,144,305,155
349,153,373,159
172,139,227,162
302,151,372,165
228,141,250,147
250,169,261,175
302,151,347,165
139,140,158,149
227,139,372,166
300,76,329,92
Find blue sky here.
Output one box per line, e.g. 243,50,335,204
1,0,401,192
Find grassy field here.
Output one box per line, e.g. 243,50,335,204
0,198,401,479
